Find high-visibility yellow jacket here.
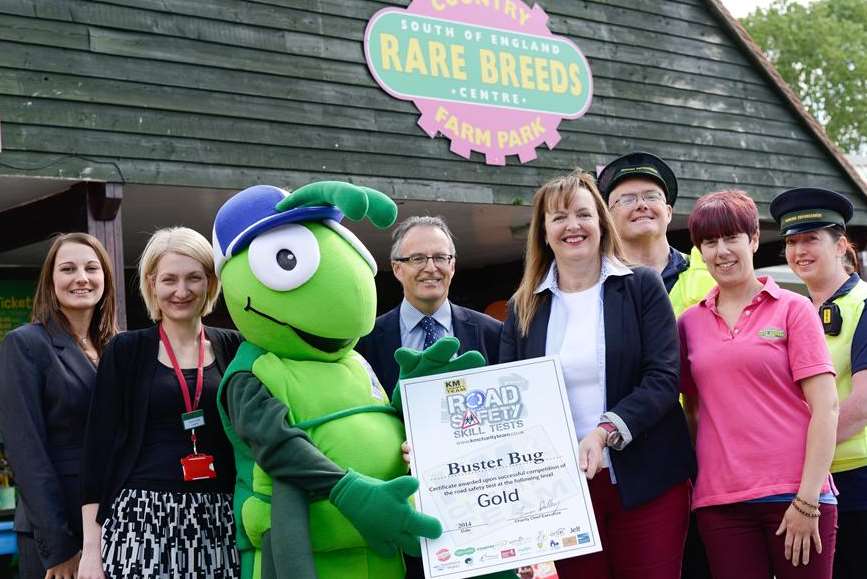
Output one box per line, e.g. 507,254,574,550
669,246,716,318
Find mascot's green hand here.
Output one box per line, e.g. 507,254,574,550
391,337,486,412
330,469,443,557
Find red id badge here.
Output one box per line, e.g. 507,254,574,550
181,453,217,481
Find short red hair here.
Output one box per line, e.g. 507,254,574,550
688,190,759,247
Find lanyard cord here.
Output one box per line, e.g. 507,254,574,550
159,323,206,451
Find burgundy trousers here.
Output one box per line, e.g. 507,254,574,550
696,501,837,579
555,470,690,579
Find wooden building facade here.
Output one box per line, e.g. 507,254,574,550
0,0,864,323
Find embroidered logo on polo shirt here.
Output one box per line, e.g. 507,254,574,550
758,328,786,339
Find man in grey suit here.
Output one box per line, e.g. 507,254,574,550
356,215,502,395
356,215,502,579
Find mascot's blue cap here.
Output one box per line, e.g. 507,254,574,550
212,185,342,275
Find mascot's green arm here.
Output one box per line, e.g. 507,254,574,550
226,372,442,559
226,372,337,579
225,372,345,496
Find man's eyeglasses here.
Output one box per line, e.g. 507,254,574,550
393,254,455,268
610,190,666,209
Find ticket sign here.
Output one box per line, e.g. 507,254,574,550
0,281,33,341
364,0,593,165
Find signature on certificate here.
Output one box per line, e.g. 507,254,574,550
511,497,564,522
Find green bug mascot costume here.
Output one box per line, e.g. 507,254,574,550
213,182,485,579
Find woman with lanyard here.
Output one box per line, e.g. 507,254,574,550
770,187,867,579
500,169,695,578
679,190,838,579
78,227,242,578
0,233,118,579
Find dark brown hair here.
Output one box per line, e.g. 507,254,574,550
31,233,119,353
688,190,759,247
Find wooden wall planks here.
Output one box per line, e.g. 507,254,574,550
0,0,863,223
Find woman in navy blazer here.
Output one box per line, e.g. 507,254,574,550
500,170,695,579
0,233,118,579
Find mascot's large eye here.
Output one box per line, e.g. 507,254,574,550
248,224,319,291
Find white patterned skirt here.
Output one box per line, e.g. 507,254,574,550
101,488,240,579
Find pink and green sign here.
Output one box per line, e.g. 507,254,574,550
364,0,593,165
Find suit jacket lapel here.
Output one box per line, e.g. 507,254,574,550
375,307,402,391
527,294,551,359
603,276,626,405
381,308,402,365
46,317,96,388
450,304,478,354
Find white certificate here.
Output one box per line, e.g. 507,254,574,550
400,356,601,579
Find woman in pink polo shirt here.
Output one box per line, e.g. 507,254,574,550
679,190,839,579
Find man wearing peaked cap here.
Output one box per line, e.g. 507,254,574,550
597,151,679,207
598,152,715,318
599,152,715,579
771,186,867,579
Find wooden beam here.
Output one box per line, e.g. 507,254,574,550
84,182,126,329
86,182,121,220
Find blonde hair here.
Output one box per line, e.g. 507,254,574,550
138,227,220,321
32,232,118,353
512,170,625,336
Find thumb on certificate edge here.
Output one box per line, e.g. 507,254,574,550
384,475,419,501
403,510,443,540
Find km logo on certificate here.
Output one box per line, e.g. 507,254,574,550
400,357,601,578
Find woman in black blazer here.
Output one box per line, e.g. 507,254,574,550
0,233,118,579
79,227,241,579
500,170,695,579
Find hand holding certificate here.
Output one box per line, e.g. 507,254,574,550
400,356,601,579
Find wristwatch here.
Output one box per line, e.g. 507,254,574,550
597,421,622,448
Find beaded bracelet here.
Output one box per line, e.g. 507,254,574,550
791,501,820,519
794,495,820,510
